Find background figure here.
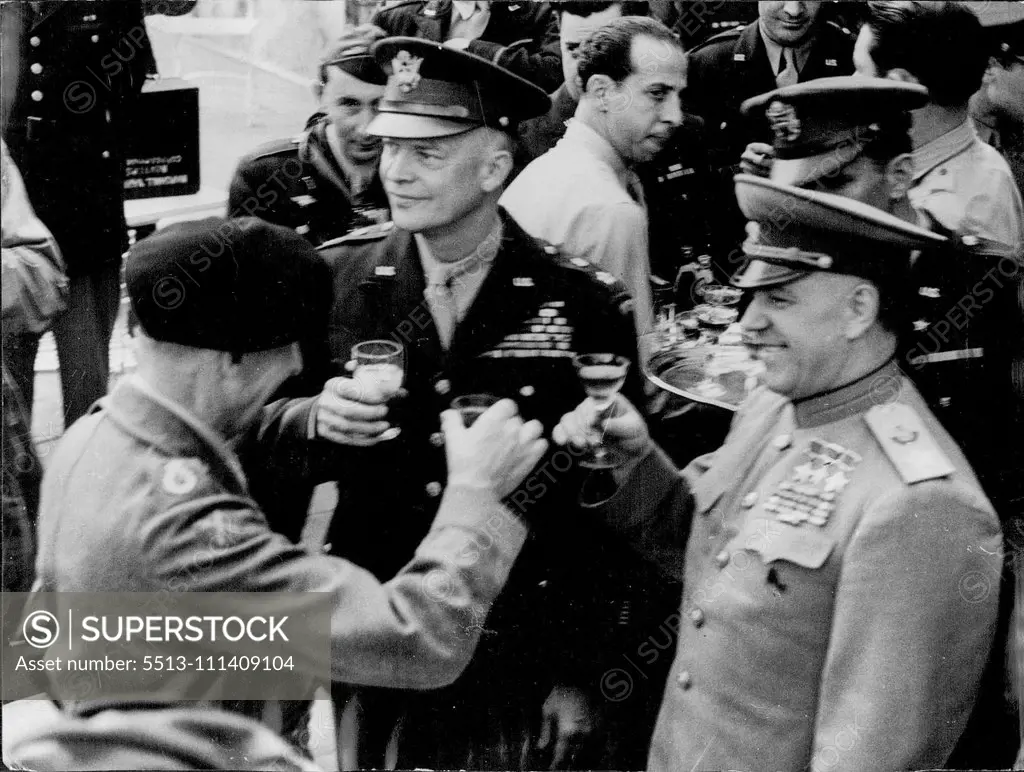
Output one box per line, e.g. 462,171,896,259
2,0,193,427
372,0,563,91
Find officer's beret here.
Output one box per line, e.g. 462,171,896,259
731,174,946,289
320,24,388,85
126,217,331,353
740,76,928,185
366,37,550,138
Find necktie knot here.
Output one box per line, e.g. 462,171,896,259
776,47,799,88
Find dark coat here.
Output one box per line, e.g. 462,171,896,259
228,113,390,247
372,0,562,92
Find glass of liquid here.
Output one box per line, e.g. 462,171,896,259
451,393,501,427
573,353,631,469
351,339,405,441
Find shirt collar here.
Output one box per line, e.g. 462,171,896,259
911,118,977,181
563,118,631,184
790,358,901,429
453,0,484,20
416,215,503,290
758,20,814,75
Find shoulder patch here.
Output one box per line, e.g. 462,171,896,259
318,221,393,250
162,458,202,496
865,403,956,484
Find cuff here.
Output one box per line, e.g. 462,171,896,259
583,444,679,513
433,484,529,555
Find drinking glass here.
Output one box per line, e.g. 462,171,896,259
573,353,631,469
451,393,501,427
351,339,405,440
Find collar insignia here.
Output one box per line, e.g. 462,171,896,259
767,100,802,143
393,50,424,94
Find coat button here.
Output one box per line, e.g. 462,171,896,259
689,608,705,628
31,90,43,102
676,670,692,690
101,150,110,159
714,550,730,568
519,385,535,397
30,63,42,75
91,34,100,43
773,433,792,450
30,36,40,47
434,379,451,395
429,431,445,447
425,481,443,498
741,492,758,508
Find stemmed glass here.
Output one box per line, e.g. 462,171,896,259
451,393,500,427
696,284,743,338
351,340,405,440
573,353,631,469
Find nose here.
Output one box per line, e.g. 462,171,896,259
288,343,303,377
782,1,806,18
662,91,684,128
353,105,377,137
740,293,769,333
382,144,414,184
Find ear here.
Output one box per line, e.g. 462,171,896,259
479,138,514,193
845,283,880,340
883,67,921,87
583,73,615,107
883,153,913,201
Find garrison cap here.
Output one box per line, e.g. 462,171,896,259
740,76,928,186
320,24,388,85
731,174,946,289
366,36,550,138
126,217,331,353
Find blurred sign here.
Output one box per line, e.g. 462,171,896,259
123,78,200,200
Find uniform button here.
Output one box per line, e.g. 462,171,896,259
773,433,792,450
519,385,535,398
101,150,110,159
429,431,445,447
742,492,758,508
30,36,40,47
30,63,43,75
425,481,443,498
434,379,451,396
676,670,692,690
91,34,100,43
714,550,730,568
689,608,705,628
31,90,43,102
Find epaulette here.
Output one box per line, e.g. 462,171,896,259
549,246,635,318
688,26,743,55
248,135,302,162
864,403,956,484
317,221,393,250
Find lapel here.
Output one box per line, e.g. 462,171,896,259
447,210,543,364
736,23,777,95
801,34,842,82
416,0,451,40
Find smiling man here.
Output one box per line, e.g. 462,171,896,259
503,16,686,342
552,176,1002,772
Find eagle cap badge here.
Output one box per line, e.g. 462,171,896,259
766,100,802,143
393,50,424,93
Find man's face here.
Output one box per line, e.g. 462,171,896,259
984,57,1024,122
319,67,386,165
740,272,858,400
604,35,687,163
379,128,498,237
758,1,822,47
853,25,881,77
560,4,624,101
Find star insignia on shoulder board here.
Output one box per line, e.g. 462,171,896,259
393,50,423,93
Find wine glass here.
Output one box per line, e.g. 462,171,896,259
351,339,405,440
451,394,501,427
573,353,631,469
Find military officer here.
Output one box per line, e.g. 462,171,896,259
294,36,655,770
228,25,391,246
555,175,1003,771
32,216,544,725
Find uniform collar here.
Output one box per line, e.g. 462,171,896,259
452,0,485,20
911,118,977,181
757,20,814,75
105,375,249,493
416,215,502,288
790,358,900,429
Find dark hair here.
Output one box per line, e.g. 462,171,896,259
864,1,988,108
556,1,649,19
576,16,681,88
860,109,913,162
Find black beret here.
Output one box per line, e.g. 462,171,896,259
126,217,331,353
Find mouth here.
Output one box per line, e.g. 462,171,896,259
744,341,787,360
388,192,425,207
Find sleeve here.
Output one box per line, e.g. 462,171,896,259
1,142,68,335
150,484,529,689
465,5,562,92
962,163,1024,258
810,483,1003,771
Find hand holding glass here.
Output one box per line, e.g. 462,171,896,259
573,353,631,469
351,340,404,440
451,393,501,427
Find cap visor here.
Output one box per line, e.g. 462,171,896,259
366,112,477,139
731,258,808,289
772,144,863,188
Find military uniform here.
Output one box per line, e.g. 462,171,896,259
372,0,562,91
228,113,390,247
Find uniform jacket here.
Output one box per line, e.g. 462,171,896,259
4,1,155,275
227,113,390,248
372,0,562,92
596,362,1002,771
33,374,528,705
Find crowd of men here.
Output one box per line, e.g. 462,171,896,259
2,1,1024,770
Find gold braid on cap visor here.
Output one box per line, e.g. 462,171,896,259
741,237,836,270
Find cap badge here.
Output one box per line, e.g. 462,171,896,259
766,100,801,143
393,50,424,94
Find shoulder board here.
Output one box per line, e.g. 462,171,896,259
864,403,956,484
318,221,393,250
547,248,634,315
248,135,302,161
824,20,857,41
689,26,743,54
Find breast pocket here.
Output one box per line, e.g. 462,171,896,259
728,516,836,602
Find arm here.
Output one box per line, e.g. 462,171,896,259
465,5,562,92
811,484,1002,771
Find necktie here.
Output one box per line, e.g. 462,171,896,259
427,273,459,349
776,47,799,88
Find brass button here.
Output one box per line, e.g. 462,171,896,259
773,433,792,450
425,481,443,498
31,90,43,102
676,670,692,689
689,608,705,628
519,385,535,398
30,63,43,75
429,431,445,447
30,36,40,47
714,550,730,568
434,378,451,396
741,492,758,508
